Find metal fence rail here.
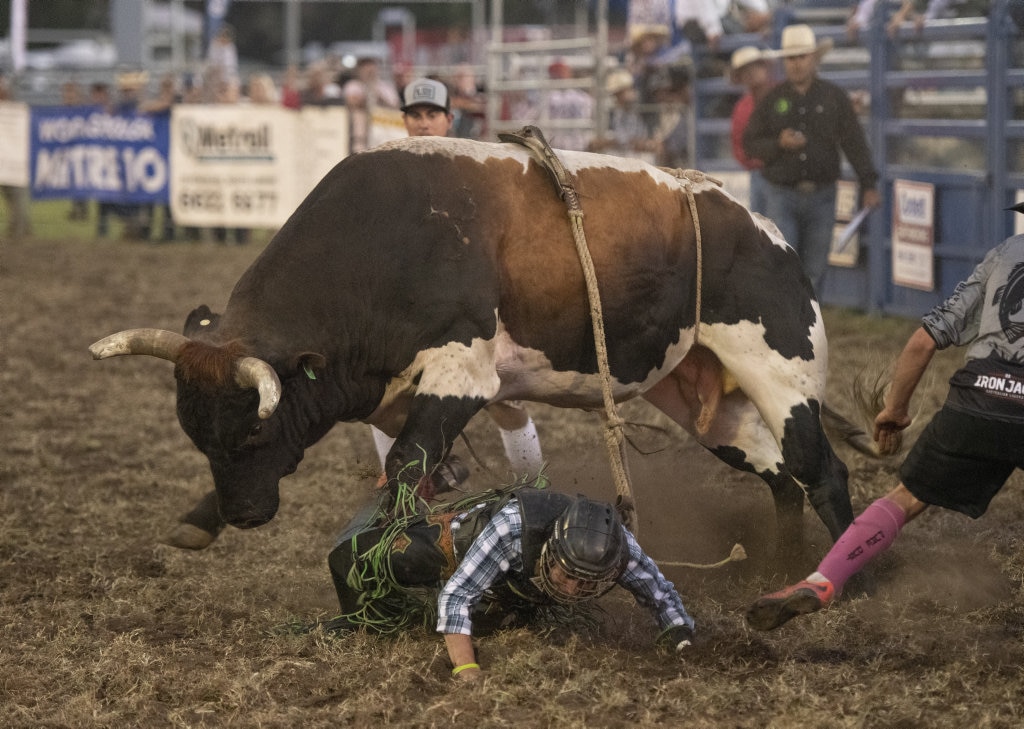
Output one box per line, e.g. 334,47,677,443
691,0,1023,315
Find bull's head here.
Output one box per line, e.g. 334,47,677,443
89,321,315,529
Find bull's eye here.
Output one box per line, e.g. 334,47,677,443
248,423,263,438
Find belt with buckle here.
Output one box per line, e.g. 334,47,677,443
794,181,820,193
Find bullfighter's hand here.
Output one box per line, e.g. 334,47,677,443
873,407,911,456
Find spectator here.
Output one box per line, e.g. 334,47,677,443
590,68,660,162
448,64,486,139
728,46,775,213
211,74,249,246
847,0,985,39
642,58,692,168
627,0,673,59
742,24,881,295
398,77,454,138
60,80,84,106
352,57,400,110
747,203,1024,631
343,79,371,153
391,61,415,99
625,21,672,79
206,23,239,87
279,64,302,109
247,73,279,105
61,81,89,221
673,0,774,52
0,74,32,240
326,482,696,679
89,81,111,107
138,73,181,242
545,59,595,152
97,71,150,240
300,61,342,107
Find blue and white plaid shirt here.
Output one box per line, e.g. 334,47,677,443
437,498,695,636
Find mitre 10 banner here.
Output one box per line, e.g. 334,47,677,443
30,106,171,204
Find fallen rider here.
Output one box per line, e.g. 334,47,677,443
325,474,696,680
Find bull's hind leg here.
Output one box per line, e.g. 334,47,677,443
693,322,855,544
644,374,812,563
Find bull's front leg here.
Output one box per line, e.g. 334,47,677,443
165,490,225,550
384,393,485,500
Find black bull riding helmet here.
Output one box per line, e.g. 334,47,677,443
537,497,630,604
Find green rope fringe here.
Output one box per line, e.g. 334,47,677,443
329,459,551,636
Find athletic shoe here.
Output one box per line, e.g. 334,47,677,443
745,579,835,631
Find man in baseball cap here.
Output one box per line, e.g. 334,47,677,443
400,77,453,136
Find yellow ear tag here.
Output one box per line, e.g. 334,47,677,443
303,363,317,380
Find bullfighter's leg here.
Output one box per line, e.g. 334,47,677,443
164,489,225,550
484,401,544,474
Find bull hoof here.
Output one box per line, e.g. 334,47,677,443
163,523,218,550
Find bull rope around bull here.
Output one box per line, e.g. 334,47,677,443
499,126,745,570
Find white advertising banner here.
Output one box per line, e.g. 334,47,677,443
892,179,935,291
297,106,352,200
828,180,862,268
170,105,349,228
0,101,30,187
1015,189,1024,237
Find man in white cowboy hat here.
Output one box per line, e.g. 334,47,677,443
728,46,775,214
590,68,659,162
742,24,881,296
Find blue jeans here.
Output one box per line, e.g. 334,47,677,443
761,180,837,296
748,169,767,216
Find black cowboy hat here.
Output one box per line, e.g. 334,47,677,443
1008,202,1024,214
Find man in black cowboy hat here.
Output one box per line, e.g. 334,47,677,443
326,479,695,680
747,202,1024,631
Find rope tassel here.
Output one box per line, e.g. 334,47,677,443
656,543,748,570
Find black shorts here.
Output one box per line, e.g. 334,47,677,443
900,406,1024,518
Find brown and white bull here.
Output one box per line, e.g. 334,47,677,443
90,135,856,559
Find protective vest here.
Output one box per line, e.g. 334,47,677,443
453,488,573,607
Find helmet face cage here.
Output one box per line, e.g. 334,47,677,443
536,499,628,605
537,541,620,604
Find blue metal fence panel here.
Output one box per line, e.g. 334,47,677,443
691,0,1023,316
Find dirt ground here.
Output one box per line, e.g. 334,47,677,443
3,237,1024,728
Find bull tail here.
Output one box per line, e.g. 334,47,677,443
820,402,881,457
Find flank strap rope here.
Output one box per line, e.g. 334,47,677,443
497,131,741,570
499,126,635,529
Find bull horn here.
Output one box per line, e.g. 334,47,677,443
89,328,189,361
91,329,281,420
235,356,282,420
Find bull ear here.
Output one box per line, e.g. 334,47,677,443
184,305,221,336
293,352,327,380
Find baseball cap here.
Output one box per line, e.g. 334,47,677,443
400,78,450,113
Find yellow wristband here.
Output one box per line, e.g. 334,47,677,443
451,662,480,676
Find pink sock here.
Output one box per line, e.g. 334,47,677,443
816,497,907,596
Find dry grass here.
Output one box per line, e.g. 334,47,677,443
3,235,1023,728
